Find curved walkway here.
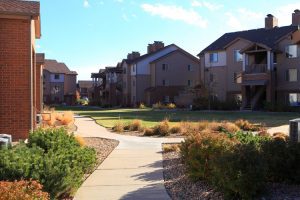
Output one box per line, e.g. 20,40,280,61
74,116,183,200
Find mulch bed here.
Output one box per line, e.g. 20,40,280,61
83,137,119,180
109,129,184,138
162,144,300,200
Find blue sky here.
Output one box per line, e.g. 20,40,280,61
37,0,300,80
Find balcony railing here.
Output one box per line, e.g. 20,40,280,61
245,64,267,74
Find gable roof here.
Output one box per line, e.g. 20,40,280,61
198,25,299,56
0,0,39,16
44,59,77,75
124,44,179,65
78,80,93,88
150,48,199,64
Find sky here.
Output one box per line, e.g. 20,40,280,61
37,0,300,80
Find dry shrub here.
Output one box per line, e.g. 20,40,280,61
207,121,222,132
163,144,180,152
272,132,288,141
144,128,155,136
234,119,260,131
222,122,240,133
197,120,210,131
0,180,49,200
61,111,74,125
180,121,197,135
139,103,146,109
75,135,86,146
153,102,165,109
257,130,271,137
47,112,57,126
169,125,182,134
113,121,124,133
55,113,63,121
166,103,176,109
129,119,142,131
153,119,170,136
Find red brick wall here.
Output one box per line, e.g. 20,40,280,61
36,63,43,113
0,18,32,140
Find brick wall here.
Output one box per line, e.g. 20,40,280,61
0,18,32,140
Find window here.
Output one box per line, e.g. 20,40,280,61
209,73,215,82
188,65,193,71
285,45,300,58
162,79,169,86
209,53,218,63
234,72,242,84
289,93,300,106
188,80,193,87
164,96,170,103
234,50,243,62
162,64,169,71
54,74,60,80
123,68,127,74
132,65,135,73
286,69,298,82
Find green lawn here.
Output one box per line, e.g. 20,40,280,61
55,107,300,128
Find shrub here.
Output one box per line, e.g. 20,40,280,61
169,125,182,134
153,119,170,136
112,121,124,133
166,103,176,109
180,132,236,181
197,121,209,131
61,111,74,125
153,102,165,109
212,143,268,199
272,132,288,141
221,122,240,133
0,180,49,200
129,120,142,132
144,128,155,136
180,121,197,135
139,103,147,109
0,128,97,199
163,144,180,152
75,135,86,146
55,112,63,121
234,119,260,131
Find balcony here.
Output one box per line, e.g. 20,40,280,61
245,64,267,74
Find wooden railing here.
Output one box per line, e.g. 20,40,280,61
245,64,267,74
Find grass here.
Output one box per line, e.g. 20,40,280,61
55,107,299,128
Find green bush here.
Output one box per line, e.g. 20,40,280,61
180,132,235,181
0,128,97,199
212,143,267,199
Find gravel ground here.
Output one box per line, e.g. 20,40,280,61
162,147,223,200
162,145,300,200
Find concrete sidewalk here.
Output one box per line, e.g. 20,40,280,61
73,116,183,200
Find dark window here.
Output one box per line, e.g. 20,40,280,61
209,53,218,63
286,69,298,82
188,80,193,86
209,73,214,82
162,64,168,71
162,80,166,86
188,65,192,71
54,74,60,79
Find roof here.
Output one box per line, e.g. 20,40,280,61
0,0,40,16
124,44,179,65
199,25,299,56
44,59,77,75
150,49,199,64
78,80,93,88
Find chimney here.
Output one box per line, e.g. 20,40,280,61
292,9,300,26
265,14,278,29
147,41,165,53
127,51,140,60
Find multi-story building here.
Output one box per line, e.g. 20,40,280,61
0,0,42,140
43,59,77,105
121,42,201,106
77,80,94,99
198,10,300,110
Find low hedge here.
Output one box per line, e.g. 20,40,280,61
0,128,96,199
181,130,300,199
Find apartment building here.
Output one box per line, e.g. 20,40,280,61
77,80,93,99
121,42,201,106
91,66,123,106
0,0,42,140
43,59,77,105
198,10,300,110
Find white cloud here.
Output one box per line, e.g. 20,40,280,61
225,12,243,30
202,1,223,11
238,8,264,19
83,0,90,8
191,0,202,7
274,3,300,26
141,3,208,28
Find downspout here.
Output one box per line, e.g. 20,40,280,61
30,18,33,131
